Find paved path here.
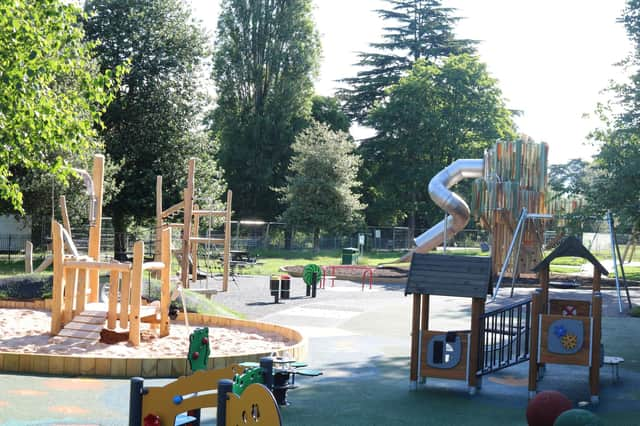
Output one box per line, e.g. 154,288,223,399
1,275,640,425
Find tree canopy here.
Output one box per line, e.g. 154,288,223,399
339,0,476,123
211,0,321,220
587,0,640,229
363,55,515,233
279,122,365,250
84,0,223,255
0,0,120,213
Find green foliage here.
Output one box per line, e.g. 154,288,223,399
211,0,320,220
584,1,640,229
0,0,122,213
279,122,365,250
310,95,350,133
84,0,224,252
339,0,476,123
362,55,515,230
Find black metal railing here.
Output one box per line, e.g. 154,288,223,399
477,298,531,376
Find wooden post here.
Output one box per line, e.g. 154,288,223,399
539,266,550,312
590,291,602,404
25,241,33,273
222,190,232,292
63,267,77,325
468,297,485,393
191,204,200,283
528,289,542,398
592,268,601,292
181,159,196,289
159,227,171,337
419,294,429,384
409,293,422,388
155,175,163,264
50,221,64,335
107,271,119,330
129,241,144,346
87,154,104,303
76,268,88,314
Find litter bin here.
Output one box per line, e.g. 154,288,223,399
341,247,359,265
270,275,280,303
280,274,291,299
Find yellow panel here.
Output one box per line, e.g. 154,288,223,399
226,383,282,426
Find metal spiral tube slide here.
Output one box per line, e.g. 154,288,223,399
398,159,484,263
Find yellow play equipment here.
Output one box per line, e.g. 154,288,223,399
129,365,282,426
155,158,233,291
49,154,172,346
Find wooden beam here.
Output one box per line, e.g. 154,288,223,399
160,227,171,337
161,201,185,219
51,221,64,335
129,241,144,346
87,154,104,303
25,241,33,273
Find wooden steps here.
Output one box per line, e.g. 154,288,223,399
55,303,159,342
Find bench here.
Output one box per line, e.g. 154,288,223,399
603,356,624,383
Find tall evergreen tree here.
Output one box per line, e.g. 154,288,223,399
84,0,224,257
211,0,320,220
339,0,476,123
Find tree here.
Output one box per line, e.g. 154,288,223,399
310,95,350,133
211,0,320,220
0,0,120,214
339,0,476,123
84,0,223,257
587,0,640,229
364,55,515,235
279,122,365,251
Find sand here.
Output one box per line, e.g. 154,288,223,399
0,309,294,358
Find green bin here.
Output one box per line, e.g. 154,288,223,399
341,247,359,265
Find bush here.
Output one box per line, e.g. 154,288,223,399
0,274,53,300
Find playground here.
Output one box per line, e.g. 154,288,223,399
2,141,640,425
0,275,639,425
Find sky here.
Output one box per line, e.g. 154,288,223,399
191,0,633,165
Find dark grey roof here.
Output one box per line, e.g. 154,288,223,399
405,253,492,298
532,236,609,275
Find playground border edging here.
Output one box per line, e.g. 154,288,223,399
0,304,306,378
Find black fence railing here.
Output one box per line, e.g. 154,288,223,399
477,297,531,376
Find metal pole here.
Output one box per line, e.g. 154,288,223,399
492,208,528,300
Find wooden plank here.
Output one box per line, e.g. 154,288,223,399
64,261,131,272
162,200,185,219
64,321,104,332
120,270,131,329
192,209,227,217
95,358,111,376
160,227,171,337
142,261,165,271
58,329,101,340
63,267,77,325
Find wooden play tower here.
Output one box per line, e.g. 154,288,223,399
471,138,549,279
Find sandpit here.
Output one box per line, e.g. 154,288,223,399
0,309,292,357
0,305,306,378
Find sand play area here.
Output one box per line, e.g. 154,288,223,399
0,308,295,358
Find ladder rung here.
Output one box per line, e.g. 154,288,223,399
142,261,165,271
168,223,184,228
192,210,227,217
189,237,225,245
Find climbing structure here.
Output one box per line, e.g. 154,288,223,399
470,138,549,277
155,158,233,291
49,154,172,346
